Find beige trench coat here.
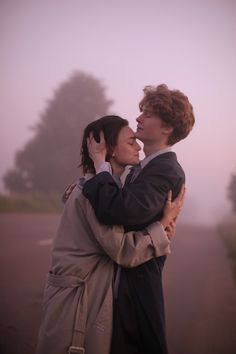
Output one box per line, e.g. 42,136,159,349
36,178,170,354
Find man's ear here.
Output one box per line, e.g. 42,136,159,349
163,125,173,136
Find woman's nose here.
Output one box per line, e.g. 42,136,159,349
136,142,141,151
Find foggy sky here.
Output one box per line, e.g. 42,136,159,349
1,0,236,224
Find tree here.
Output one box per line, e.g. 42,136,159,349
228,173,236,213
4,71,112,194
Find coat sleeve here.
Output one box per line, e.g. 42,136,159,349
77,196,170,268
82,166,175,227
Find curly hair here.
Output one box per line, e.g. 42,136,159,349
139,84,195,145
80,115,128,174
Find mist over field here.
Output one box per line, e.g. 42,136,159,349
1,0,236,225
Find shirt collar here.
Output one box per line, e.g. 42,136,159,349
78,170,122,189
140,147,172,169
112,174,122,187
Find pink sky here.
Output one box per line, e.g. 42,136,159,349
1,0,236,224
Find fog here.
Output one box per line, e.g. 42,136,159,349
1,0,236,225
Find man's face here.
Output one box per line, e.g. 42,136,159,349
135,110,170,144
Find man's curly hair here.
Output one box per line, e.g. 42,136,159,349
139,84,195,145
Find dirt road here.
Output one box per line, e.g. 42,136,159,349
0,214,236,354
164,224,236,354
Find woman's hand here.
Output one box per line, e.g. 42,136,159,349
61,182,77,203
160,184,186,230
87,131,107,171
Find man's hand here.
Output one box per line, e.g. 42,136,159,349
87,131,107,172
160,184,186,230
165,220,176,240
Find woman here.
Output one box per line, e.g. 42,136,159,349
36,115,184,354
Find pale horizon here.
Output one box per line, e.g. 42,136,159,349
1,0,236,225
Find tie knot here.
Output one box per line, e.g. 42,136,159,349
129,164,142,183
130,163,141,172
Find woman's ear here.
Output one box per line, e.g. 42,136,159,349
107,145,116,158
105,147,113,161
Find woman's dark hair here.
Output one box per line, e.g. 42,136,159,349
80,115,128,174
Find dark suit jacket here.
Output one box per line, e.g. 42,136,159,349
83,152,185,354
83,152,185,231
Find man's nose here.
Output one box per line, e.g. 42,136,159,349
136,114,142,122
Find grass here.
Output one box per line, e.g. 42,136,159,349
0,193,63,214
218,220,236,282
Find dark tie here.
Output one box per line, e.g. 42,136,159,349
127,163,142,184
114,163,142,296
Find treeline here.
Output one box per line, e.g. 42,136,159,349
0,194,62,213
3,71,112,195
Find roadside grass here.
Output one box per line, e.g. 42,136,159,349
0,193,63,214
218,221,236,282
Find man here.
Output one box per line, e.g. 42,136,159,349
83,84,195,354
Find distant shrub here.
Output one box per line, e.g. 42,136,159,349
0,194,63,213
218,222,236,281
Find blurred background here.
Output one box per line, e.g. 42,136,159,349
1,1,236,354
1,0,236,224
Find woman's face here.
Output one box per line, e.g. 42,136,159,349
112,126,141,166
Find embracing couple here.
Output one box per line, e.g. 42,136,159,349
36,84,195,354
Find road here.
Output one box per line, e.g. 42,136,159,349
0,214,236,354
